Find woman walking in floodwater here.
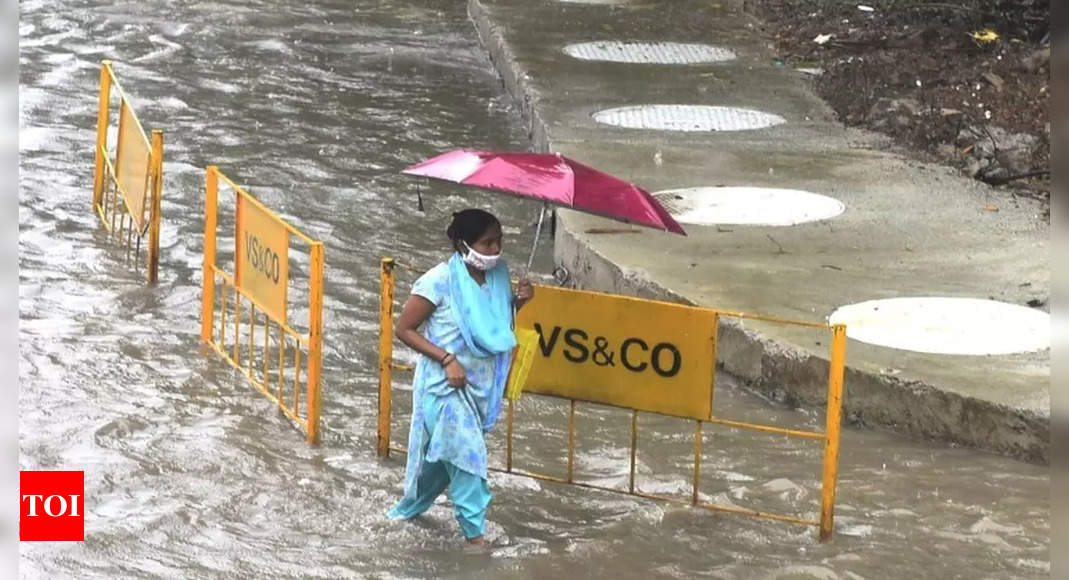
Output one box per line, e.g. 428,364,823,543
388,208,534,544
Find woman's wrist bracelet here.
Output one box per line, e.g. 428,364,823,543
440,352,454,366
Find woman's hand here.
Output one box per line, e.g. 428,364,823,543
445,358,467,388
515,278,535,310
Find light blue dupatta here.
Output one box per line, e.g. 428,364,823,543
447,252,516,430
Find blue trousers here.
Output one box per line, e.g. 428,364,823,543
388,460,491,539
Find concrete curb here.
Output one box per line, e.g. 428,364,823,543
468,0,551,153
467,0,1048,463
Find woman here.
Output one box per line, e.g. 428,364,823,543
387,208,534,544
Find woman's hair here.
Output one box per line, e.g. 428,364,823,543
446,209,500,250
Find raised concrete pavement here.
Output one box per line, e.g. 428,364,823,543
467,0,1049,461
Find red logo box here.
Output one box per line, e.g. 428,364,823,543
20,471,84,541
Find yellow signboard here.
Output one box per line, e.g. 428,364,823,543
235,194,289,324
515,286,716,420
115,99,151,231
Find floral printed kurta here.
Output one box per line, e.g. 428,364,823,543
401,262,509,501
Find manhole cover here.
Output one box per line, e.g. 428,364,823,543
563,42,736,64
653,187,844,226
829,297,1049,355
593,105,786,131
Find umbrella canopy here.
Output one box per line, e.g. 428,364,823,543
402,149,686,236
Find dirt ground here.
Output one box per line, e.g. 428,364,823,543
743,0,1050,211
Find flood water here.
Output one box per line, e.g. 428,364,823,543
18,0,1049,577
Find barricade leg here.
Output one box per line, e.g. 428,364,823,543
378,258,395,457
306,243,325,445
692,420,702,506
92,61,112,212
147,130,163,283
819,324,847,541
200,167,218,342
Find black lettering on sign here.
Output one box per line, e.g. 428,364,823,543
245,232,281,284
620,338,649,372
533,323,561,357
563,329,589,363
533,324,682,378
591,337,615,366
650,343,682,378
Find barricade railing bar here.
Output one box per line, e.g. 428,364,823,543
201,166,325,444
377,256,847,541
91,60,163,283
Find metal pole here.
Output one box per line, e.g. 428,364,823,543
112,99,128,232
709,312,720,418
377,258,395,458
200,167,218,342
692,420,703,506
219,284,227,348
306,243,325,445
248,304,255,376
277,324,285,404
524,202,548,276
293,347,302,416
629,409,638,494
93,61,112,212
819,324,847,541
262,315,270,387
233,282,241,365
219,285,228,348
233,190,243,365
147,130,163,283
567,399,576,484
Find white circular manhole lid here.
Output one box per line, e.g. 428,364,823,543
653,187,845,226
564,42,736,64
593,105,786,131
829,297,1050,355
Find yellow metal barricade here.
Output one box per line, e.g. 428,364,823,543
201,167,325,444
377,257,847,541
91,60,164,283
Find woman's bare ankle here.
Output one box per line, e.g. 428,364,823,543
465,536,485,545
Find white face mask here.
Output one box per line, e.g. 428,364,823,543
461,241,500,271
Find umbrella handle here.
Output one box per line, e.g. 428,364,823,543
525,203,548,276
